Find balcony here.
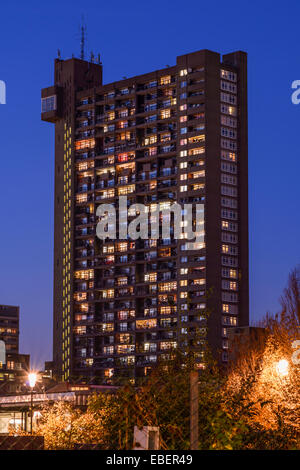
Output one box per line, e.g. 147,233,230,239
95,179,115,189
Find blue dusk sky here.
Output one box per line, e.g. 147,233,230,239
0,0,299,368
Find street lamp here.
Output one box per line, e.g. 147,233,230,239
276,359,289,377
28,372,37,434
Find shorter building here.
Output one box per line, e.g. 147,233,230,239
227,326,266,363
44,361,54,379
0,305,19,354
0,353,30,395
0,304,31,394
0,382,117,434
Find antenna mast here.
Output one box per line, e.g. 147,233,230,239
80,18,86,60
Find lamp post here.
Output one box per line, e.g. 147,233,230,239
28,372,37,434
190,370,199,450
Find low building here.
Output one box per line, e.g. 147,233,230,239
227,326,267,363
0,304,31,394
0,382,117,434
0,305,19,354
44,361,54,379
0,353,30,395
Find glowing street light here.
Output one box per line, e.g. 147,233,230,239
276,359,289,377
28,372,38,434
28,372,37,389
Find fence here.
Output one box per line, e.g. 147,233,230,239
0,436,44,450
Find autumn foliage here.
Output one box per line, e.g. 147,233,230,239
12,268,300,450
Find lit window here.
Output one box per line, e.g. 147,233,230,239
222,316,237,326
158,282,177,292
160,341,177,350
117,242,127,252
193,279,205,285
136,319,157,329
117,152,135,162
160,133,171,142
160,109,171,119
192,184,204,190
119,120,128,129
118,184,135,195
99,188,115,199
188,135,205,144
145,272,157,282
191,170,205,178
160,306,173,315
221,150,236,162
103,245,114,254
149,147,157,156
103,346,114,355
74,326,86,335
118,277,128,286
76,193,87,203
160,75,171,85
222,220,229,229
104,368,114,377
220,69,237,82
103,289,114,299
119,131,130,140
144,135,157,145
75,139,95,150
189,147,205,156
74,269,94,280
101,323,114,332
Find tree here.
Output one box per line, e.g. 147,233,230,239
23,401,106,450
225,267,300,449
11,268,300,450
89,348,248,450
280,266,300,327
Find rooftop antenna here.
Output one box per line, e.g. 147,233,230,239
57,49,61,59
80,16,87,60
90,51,94,63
